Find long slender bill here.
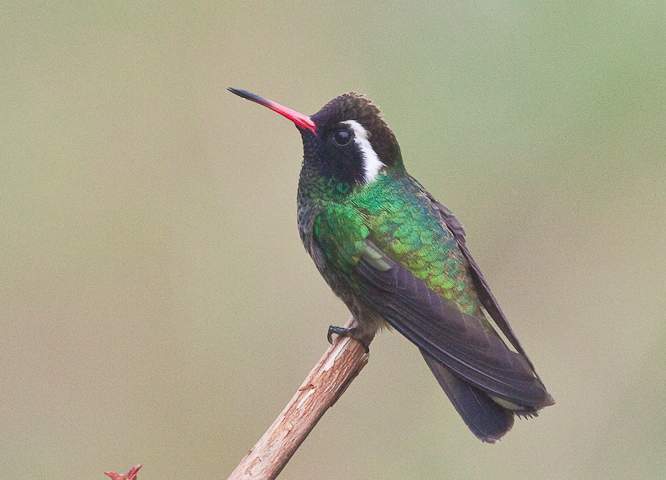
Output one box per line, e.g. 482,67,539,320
228,87,316,134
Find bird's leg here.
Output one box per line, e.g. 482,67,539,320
327,325,354,344
327,324,371,353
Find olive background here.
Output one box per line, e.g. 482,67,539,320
2,2,664,479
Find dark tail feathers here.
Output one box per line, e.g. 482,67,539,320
421,350,515,442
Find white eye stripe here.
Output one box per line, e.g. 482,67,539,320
341,120,385,183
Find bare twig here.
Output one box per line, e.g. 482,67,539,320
227,318,369,480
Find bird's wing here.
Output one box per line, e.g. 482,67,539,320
313,201,552,408
408,175,536,370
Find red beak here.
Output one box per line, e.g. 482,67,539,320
228,87,317,134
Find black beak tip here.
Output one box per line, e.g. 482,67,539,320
227,87,263,104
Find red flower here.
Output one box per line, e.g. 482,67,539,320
103,464,142,480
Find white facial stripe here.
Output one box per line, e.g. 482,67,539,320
342,120,385,183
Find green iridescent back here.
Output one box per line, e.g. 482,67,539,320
313,173,482,317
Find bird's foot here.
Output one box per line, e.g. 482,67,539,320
327,325,370,353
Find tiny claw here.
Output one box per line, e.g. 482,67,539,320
327,325,350,344
326,325,370,353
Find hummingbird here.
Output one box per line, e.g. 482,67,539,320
228,87,554,442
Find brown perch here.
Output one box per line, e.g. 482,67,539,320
227,318,368,480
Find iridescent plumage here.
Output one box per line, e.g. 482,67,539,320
314,174,480,315
229,88,554,442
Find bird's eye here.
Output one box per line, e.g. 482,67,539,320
332,129,352,147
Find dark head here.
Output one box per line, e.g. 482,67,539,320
228,88,404,187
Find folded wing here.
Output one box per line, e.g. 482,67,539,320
355,248,553,409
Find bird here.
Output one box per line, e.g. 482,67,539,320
228,87,554,442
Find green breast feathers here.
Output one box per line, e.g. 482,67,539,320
313,174,481,316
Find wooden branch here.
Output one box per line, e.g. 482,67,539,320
227,318,369,480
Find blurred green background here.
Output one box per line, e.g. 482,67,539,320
2,2,665,479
